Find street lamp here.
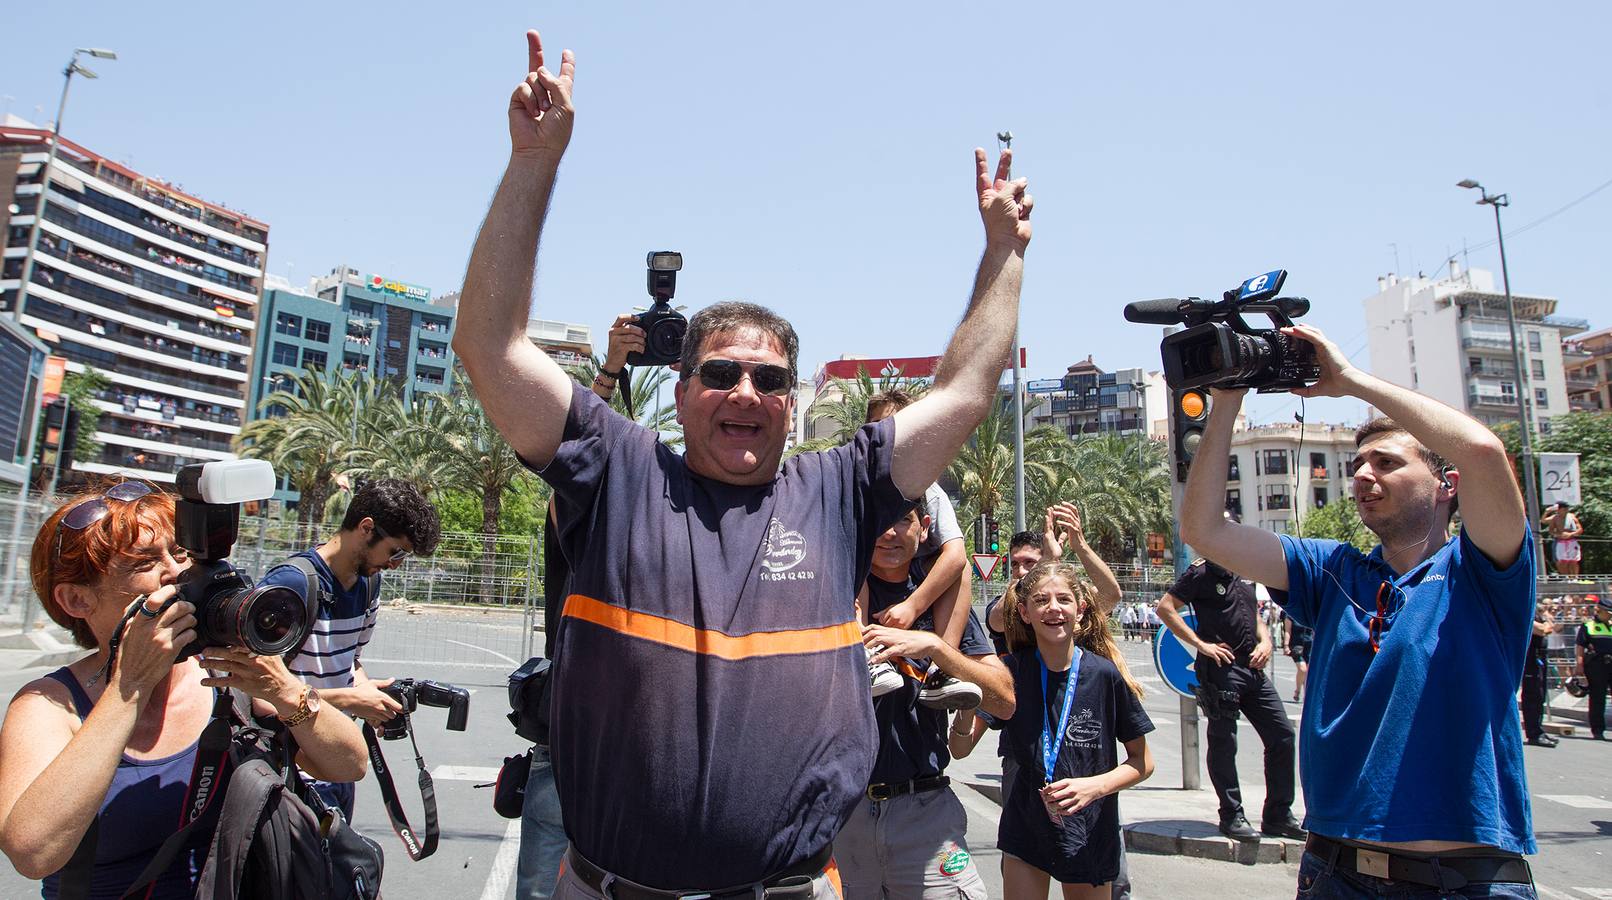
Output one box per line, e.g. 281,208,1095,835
11,48,117,323
1457,179,1545,569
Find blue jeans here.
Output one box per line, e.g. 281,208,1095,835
311,779,356,823
1296,850,1536,899
517,746,567,900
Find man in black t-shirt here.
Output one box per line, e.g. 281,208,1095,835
843,504,1013,898
453,27,1036,895
1156,558,1303,841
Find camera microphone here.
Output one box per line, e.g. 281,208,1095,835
1122,298,1190,325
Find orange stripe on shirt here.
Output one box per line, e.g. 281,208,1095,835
562,594,863,660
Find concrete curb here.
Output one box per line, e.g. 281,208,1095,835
0,628,85,671
1124,820,1303,865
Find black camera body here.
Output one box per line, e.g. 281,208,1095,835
626,251,687,367
1125,269,1322,393
379,678,471,740
506,656,553,745
174,461,314,660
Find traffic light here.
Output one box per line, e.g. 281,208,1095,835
1170,387,1209,483
42,399,81,465
987,516,1001,555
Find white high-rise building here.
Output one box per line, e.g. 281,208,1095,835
1363,264,1588,433
2,123,266,483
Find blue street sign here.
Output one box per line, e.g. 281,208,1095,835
1153,612,1199,699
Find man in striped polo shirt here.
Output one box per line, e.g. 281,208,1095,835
264,477,441,819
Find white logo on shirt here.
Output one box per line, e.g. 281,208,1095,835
1065,708,1101,749
760,518,812,580
1423,574,1445,583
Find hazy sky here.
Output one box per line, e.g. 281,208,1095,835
7,1,1608,425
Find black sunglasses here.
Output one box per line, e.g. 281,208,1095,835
53,481,158,564
685,359,794,396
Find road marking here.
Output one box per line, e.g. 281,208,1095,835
1568,889,1612,900
433,765,502,782
479,818,522,900
1532,885,1576,900
1537,794,1612,809
444,639,521,665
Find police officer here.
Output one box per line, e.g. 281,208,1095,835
1156,558,1305,841
1575,595,1612,741
1522,605,1558,748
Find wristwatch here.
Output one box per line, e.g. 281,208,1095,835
279,685,322,728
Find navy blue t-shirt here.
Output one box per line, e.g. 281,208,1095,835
534,383,910,887
1278,526,1536,852
993,648,1152,884
865,570,993,785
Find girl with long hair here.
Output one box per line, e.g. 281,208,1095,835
955,561,1154,898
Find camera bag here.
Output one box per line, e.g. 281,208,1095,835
507,655,553,744
58,689,384,900
493,749,532,818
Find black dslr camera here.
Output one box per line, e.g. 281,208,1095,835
626,251,687,367
1125,269,1321,393
379,678,471,740
174,460,316,660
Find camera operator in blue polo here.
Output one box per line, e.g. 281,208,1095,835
1130,269,1542,897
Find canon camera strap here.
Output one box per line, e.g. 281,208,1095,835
362,720,440,861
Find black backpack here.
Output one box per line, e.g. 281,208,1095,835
60,690,383,900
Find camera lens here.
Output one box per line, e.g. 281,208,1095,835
647,317,686,360
207,584,311,656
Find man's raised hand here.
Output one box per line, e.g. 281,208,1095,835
1284,324,1357,399
509,30,576,164
975,148,1032,251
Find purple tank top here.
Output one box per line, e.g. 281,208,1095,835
39,668,207,900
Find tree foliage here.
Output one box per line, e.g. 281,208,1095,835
1298,496,1375,552
57,368,110,464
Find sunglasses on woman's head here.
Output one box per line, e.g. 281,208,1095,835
53,481,158,563
685,359,794,396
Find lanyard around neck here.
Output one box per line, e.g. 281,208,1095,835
1039,647,1082,785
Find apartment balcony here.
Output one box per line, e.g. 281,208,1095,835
1569,396,1603,412
1565,376,1599,393
1467,361,1518,379
40,205,260,296
60,182,263,269
92,388,242,426
58,153,268,245
1460,334,1515,353
1310,466,1329,479
24,299,247,376
1468,390,1517,410
96,418,235,454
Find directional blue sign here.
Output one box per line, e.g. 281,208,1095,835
1153,612,1199,699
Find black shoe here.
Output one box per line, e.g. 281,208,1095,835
1219,814,1260,841
1260,816,1307,840
1526,734,1559,748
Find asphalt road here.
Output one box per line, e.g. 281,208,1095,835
1,611,1609,899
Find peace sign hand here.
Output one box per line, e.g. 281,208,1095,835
508,30,576,164
975,148,1032,251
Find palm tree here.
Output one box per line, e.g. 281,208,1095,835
435,366,542,599
947,396,1058,533
1048,433,1172,564
236,367,370,541
792,369,930,455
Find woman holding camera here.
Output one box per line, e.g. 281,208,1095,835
0,481,368,898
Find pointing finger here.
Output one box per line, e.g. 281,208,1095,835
974,148,990,195
526,29,544,77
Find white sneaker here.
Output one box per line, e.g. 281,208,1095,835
917,671,981,710
869,646,904,697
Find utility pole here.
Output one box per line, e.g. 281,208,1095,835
1457,180,1546,570
998,129,1026,532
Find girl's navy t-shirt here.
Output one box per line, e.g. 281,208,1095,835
993,647,1153,883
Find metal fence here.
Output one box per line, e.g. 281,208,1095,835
0,488,548,667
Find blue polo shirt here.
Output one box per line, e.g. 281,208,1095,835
1277,526,1536,853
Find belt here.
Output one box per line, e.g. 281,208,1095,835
866,775,950,801
564,844,831,900
1305,835,1532,890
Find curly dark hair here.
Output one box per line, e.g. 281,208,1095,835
341,479,440,556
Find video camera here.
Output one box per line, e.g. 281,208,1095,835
379,677,471,740
1124,269,1321,393
626,251,687,367
173,460,316,660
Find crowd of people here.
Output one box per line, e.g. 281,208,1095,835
0,25,1583,900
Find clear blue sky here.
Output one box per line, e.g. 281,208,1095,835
8,1,1609,426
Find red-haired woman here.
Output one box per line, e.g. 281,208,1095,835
0,481,368,898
